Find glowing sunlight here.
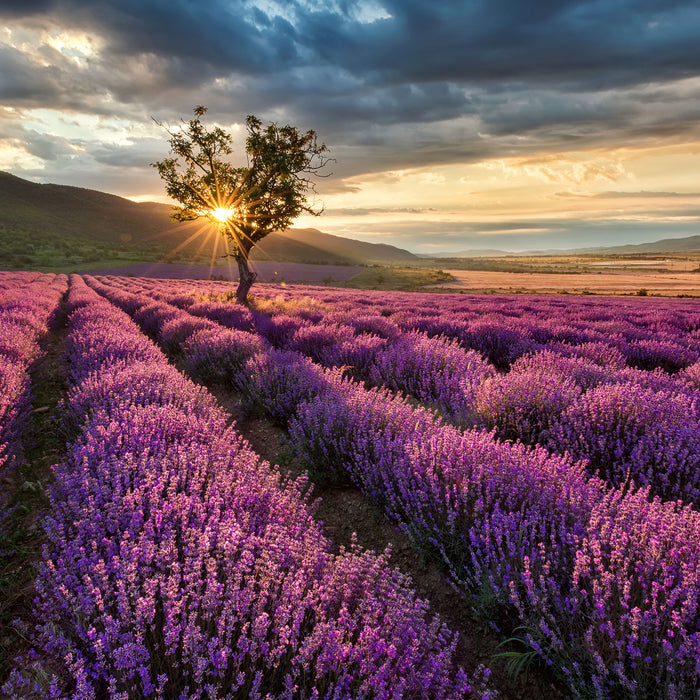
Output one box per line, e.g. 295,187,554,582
212,207,237,222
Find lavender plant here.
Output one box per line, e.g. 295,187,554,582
547,382,700,503
474,371,582,445
180,326,269,383
369,331,495,427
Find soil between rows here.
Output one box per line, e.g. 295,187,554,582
0,309,70,689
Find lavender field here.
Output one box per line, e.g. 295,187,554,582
2,270,700,699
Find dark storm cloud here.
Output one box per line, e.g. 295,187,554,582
92,5,295,76
289,0,700,87
0,0,296,76
3,0,699,111
2,0,700,200
0,0,55,14
0,45,63,102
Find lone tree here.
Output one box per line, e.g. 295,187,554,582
152,106,330,303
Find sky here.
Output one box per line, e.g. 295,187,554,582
1,0,700,254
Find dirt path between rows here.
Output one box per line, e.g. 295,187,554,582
0,310,69,688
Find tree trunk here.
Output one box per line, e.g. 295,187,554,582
235,254,257,305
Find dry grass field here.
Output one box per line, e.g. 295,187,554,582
428,256,700,296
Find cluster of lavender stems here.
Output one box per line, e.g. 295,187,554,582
0,272,67,537
79,274,700,699
5,274,479,699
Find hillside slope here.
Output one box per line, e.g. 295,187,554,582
0,172,417,267
252,228,418,264
0,171,186,244
586,235,700,254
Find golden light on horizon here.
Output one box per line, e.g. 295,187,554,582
297,140,700,241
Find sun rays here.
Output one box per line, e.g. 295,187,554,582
152,178,260,276
177,170,262,262
212,207,236,222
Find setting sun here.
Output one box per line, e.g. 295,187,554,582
212,207,236,222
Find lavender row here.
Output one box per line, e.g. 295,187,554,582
106,276,700,505
98,275,700,392
118,276,700,373
98,274,700,385
183,288,700,506
473,351,700,504
85,276,700,698
0,270,45,300
92,274,700,512
186,281,700,503
0,273,67,534
230,281,700,379
88,273,700,508
6,274,477,699
285,373,700,699
106,276,498,428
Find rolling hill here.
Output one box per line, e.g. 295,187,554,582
0,171,418,268
584,235,700,255
427,236,700,258
251,228,417,264
0,171,183,244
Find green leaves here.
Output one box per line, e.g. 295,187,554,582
152,106,330,258
492,625,551,683
152,105,330,302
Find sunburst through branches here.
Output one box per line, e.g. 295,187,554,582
152,105,330,303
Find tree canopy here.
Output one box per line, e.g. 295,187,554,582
152,106,330,302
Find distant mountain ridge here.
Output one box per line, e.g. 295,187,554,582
421,249,522,258
252,228,417,264
584,235,700,255
0,171,417,266
3,171,699,264
423,234,700,258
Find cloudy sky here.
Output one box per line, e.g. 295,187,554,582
2,0,700,253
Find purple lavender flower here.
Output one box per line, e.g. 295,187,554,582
370,331,495,427
181,326,269,383
547,381,700,503
475,370,582,444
